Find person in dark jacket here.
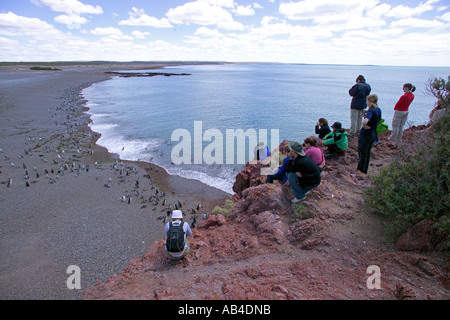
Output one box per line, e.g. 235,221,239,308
349,75,371,136
285,141,321,203
315,118,331,139
357,94,382,174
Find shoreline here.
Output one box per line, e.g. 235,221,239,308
0,63,229,299
80,73,232,203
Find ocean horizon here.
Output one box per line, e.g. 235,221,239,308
82,63,450,194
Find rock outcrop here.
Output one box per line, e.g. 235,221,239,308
84,126,450,300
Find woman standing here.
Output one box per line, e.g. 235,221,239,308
357,94,382,174
390,83,416,141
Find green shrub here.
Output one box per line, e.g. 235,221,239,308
363,116,449,238
293,203,307,220
211,199,235,220
30,66,61,71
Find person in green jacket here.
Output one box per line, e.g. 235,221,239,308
322,122,348,155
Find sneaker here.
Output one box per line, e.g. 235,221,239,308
292,197,306,204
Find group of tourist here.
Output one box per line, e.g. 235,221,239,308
163,74,416,260
266,74,416,204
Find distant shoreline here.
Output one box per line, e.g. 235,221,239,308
1,61,449,69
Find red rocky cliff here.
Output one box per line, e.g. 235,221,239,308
84,128,449,300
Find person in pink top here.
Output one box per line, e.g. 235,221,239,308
390,83,416,141
303,137,326,170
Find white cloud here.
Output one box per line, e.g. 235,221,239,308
131,30,151,39
439,12,450,22
54,14,88,26
385,0,439,19
278,0,387,31
253,3,263,10
391,17,444,28
90,27,134,40
31,0,103,15
119,7,172,28
166,1,244,30
90,27,123,37
199,0,235,9
279,0,378,21
0,11,64,39
235,5,255,16
31,0,103,27
194,27,222,37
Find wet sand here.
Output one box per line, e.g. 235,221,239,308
0,63,230,299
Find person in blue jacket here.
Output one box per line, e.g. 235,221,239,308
357,94,382,174
266,145,291,184
349,75,371,137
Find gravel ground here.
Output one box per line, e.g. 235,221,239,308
0,64,229,299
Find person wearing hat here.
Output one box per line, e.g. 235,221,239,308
285,141,321,203
164,210,192,260
322,121,348,155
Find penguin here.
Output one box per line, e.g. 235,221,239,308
177,200,182,208
7,178,12,187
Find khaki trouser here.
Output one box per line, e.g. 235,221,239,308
390,110,409,141
350,109,364,135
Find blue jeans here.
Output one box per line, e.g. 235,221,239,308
287,172,319,200
266,173,286,184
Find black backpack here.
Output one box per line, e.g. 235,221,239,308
166,221,185,252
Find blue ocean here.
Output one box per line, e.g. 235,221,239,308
82,64,449,194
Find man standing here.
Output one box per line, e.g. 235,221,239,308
349,75,371,137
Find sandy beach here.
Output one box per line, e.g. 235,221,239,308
0,62,229,299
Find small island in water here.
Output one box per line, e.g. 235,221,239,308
104,71,191,78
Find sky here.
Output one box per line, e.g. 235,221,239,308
0,0,449,66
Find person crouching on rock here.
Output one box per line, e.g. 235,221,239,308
286,141,321,203
165,210,192,260
303,137,326,171
322,121,348,156
266,145,291,185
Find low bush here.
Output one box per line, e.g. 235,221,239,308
363,115,449,239
211,199,235,220
30,66,61,71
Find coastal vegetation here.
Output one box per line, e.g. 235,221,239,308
211,199,235,220
30,66,61,71
364,76,449,245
